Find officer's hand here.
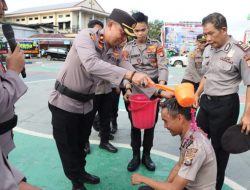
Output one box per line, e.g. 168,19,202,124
193,93,200,108
159,90,174,99
132,72,155,87
243,53,250,62
19,181,41,190
131,173,143,185
6,44,25,74
240,114,250,135
123,89,132,102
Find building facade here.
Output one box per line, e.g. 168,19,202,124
4,0,109,34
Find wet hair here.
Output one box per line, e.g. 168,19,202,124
160,98,191,121
132,11,148,24
202,12,227,29
88,19,104,28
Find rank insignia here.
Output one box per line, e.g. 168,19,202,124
236,41,250,52
122,51,129,61
156,46,165,57
184,148,198,166
147,45,157,53
98,34,104,49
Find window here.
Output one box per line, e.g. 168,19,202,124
16,19,20,22
58,22,63,30
65,21,70,29
58,15,63,18
35,17,38,20
29,18,33,20
66,14,70,17
21,18,25,21
43,16,47,19
49,16,53,19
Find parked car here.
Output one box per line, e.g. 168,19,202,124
168,55,188,67
44,48,69,61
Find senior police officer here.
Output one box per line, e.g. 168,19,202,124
131,98,217,190
122,12,169,172
48,8,155,190
194,12,250,190
182,34,207,91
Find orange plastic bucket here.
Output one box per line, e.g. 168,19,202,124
175,83,195,107
128,94,160,129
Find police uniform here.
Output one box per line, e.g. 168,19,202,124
0,68,27,188
122,38,168,165
196,37,250,190
182,49,204,91
178,127,217,190
48,8,137,189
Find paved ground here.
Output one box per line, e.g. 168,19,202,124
9,59,250,189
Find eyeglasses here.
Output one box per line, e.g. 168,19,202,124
134,28,147,33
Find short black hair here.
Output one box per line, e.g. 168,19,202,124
88,19,104,28
132,11,148,24
160,98,192,121
202,12,227,29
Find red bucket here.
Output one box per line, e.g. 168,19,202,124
128,94,160,129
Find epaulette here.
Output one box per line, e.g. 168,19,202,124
235,41,250,52
189,52,195,58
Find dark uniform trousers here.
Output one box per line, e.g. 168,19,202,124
48,103,94,186
196,93,239,190
110,88,121,121
91,92,113,143
123,91,160,155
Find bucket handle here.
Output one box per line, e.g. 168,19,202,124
128,98,160,112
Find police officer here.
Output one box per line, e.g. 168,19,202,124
182,34,207,91
48,8,154,190
131,98,217,190
194,13,250,190
122,12,169,172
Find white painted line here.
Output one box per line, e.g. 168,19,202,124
14,127,246,190
25,79,55,84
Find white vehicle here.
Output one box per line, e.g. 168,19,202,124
168,55,188,67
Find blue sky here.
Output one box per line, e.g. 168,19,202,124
6,0,250,40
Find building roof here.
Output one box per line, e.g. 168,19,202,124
6,0,108,16
8,2,79,15
29,33,66,38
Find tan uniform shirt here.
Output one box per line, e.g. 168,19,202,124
178,128,217,190
0,70,27,185
202,37,250,96
122,38,169,96
49,28,135,114
183,49,204,83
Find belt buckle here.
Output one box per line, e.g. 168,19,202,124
207,95,212,100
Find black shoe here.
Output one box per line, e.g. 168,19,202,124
80,172,100,184
99,142,118,153
138,185,154,190
142,155,155,171
127,155,140,172
84,141,90,154
72,186,87,190
98,133,114,140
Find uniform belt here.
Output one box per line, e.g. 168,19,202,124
0,115,18,135
205,93,237,101
55,81,94,103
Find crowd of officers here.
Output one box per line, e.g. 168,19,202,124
0,2,250,189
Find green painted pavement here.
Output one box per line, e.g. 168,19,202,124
9,132,233,190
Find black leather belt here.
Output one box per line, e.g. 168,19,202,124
55,81,94,103
0,115,18,135
205,93,237,101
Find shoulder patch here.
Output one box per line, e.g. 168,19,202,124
235,41,250,52
184,148,198,166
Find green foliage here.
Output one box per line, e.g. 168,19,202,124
148,20,164,41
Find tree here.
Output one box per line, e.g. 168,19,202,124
148,19,164,41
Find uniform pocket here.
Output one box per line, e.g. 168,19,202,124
217,61,232,72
